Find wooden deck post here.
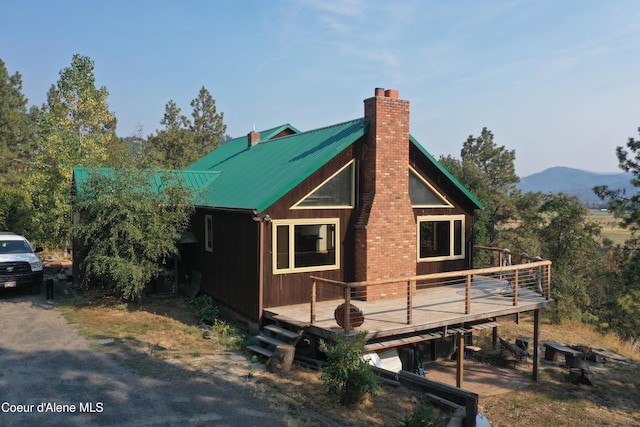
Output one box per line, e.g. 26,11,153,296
311,280,316,324
492,317,498,349
407,280,415,325
344,284,351,333
465,274,471,314
533,309,540,381
456,332,464,388
545,265,551,300
512,269,519,306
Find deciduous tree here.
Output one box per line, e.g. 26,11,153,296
74,168,194,301
27,54,128,248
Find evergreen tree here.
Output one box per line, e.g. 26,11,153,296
190,86,227,158
144,87,227,169
594,127,640,338
0,59,32,185
460,127,520,247
144,100,192,168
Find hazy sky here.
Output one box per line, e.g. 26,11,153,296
2,0,639,176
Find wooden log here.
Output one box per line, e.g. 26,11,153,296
334,303,364,329
266,344,295,374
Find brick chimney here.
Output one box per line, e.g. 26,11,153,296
248,128,260,148
355,88,416,299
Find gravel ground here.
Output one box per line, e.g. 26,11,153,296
0,289,295,427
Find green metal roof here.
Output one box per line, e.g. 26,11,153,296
187,124,300,172
73,167,221,205
410,136,484,210
183,119,481,212
187,119,368,211
74,122,480,213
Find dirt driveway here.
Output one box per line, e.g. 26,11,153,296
0,290,292,427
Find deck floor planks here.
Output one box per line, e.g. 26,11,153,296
265,277,552,338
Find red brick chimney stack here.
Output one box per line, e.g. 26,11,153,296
356,88,416,299
248,128,260,148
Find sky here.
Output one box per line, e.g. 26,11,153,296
1,0,639,177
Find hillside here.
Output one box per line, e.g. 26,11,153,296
517,166,634,204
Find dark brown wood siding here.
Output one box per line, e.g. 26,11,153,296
190,209,260,320
259,146,356,308
188,142,479,322
409,144,477,276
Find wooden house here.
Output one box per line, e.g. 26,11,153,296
182,88,481,324
75,88,553,383
183,88,553,378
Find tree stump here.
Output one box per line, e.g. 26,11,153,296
569,368,594,385
266,345,295,374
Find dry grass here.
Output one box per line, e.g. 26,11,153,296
59,292,443,426
477,319,640,427
589,210,631,246
59,291,640,427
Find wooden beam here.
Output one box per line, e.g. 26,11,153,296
492,317,498,349
344,286,351,332
533,309,540,381
456,332,464,388
310,280,316,324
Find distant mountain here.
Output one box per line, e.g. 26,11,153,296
517,166,635,204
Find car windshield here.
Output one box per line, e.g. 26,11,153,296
0,240,32,254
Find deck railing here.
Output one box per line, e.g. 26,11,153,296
310,247,551,333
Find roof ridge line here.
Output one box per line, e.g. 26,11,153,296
256,118,365,144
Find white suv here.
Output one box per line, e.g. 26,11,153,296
0,232,44,294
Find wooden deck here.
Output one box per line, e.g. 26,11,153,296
264,275,553,342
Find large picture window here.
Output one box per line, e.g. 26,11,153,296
272,219,340,274
417,215,464,261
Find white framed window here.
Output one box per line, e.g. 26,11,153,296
272,218,340,274
205,214,213,252
417,215,465,262
409,167,453,208
291,161,355,209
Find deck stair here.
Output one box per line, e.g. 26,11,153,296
247,324,303,359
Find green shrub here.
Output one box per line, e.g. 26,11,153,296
403,404,441,427
211,319,244,350
191,295,219,324
319,332,381,405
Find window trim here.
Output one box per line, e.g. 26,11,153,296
409,166,453,208
272,218,340,274
291,160,355,210
204,214,213,252
417,214,465,262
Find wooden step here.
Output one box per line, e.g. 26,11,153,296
247,344,273,358
256,334,290,348
264,324,301,341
